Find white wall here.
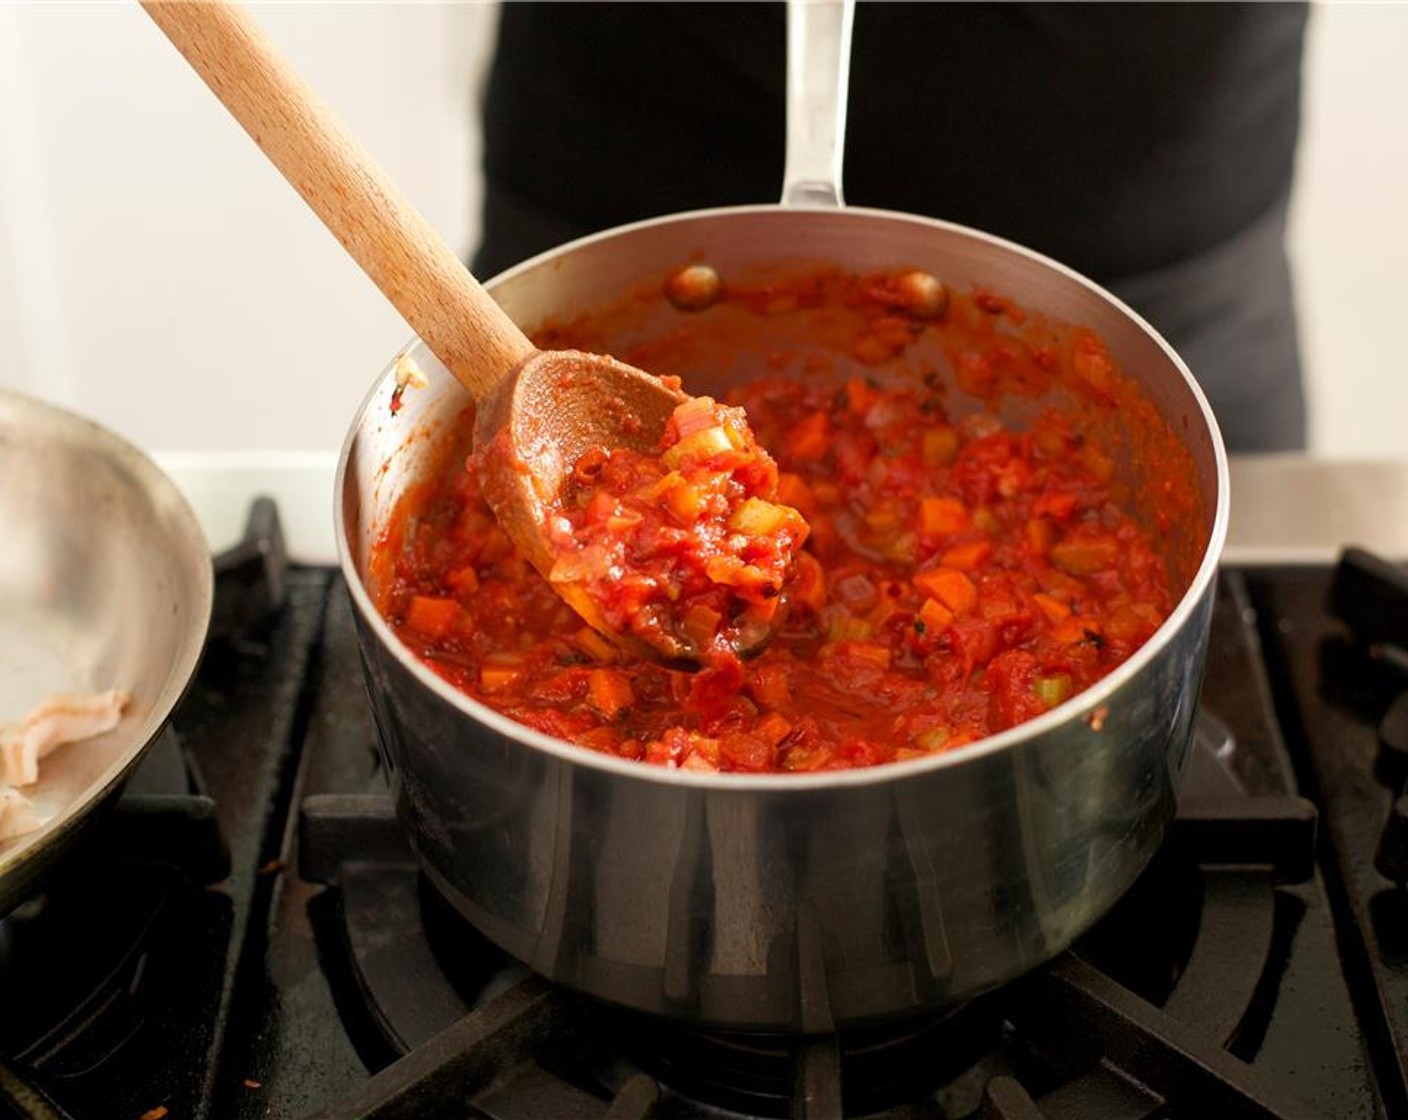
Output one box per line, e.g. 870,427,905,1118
1290,1,1408,456
0,2,1404,459
0,2,491,453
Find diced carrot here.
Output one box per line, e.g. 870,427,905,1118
584,490,617,524
587,668,635,718
918,597,954,631
682,604,723,651
1033,491,1079,521
913,568,978,614
444,566,480,595
480,656,525,693
403,595,460,642
689,735,723,766
757,711,793,746
663,479,706,523
846,642,892,670
574,726,621,754
776,472,817,516
1032,593,1072,624
1105,603,1159,644
811,480,841,506
865,502,902,533
1033,418,1072,457
917,496,970,536
605,510,644,534
479,666,523,693
1053,617,1103,646
705,555,745,585
851,333,897,366
845,376,879,416
1051,533,1120,575
1072,333,1116,394
940,539,993,571
1079,443,1115,484
750,662,793,710
639,469,685,501
785,411,830,462
921,426,959,467
789,552,826,613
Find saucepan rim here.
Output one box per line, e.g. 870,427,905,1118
334,202,1230,793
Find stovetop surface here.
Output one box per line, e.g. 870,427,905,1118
2,530,1406,1119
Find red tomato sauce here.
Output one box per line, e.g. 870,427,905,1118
546,395,807,665
373,272,1183,774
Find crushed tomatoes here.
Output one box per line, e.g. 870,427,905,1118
546,395,807,665
376,279,1176,774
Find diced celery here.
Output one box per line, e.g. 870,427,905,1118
728,497,793,536
827,615,874,642
664,426,735,467
1033,674,1073,708
913,725,951,751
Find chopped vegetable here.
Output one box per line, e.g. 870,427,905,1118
913,568,978,615
373,274,1177,774
402,595,461,642
545,396,808,664
917,496,970,535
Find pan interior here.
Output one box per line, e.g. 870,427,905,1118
339,206,1226,781
349,209,1220,603
0,392,212,879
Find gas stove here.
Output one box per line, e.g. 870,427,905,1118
1,492,1406,1120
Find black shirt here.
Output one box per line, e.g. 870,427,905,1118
476,2,1307,283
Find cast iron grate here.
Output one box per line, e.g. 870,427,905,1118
0,497,291,1119
298,779,1318,1119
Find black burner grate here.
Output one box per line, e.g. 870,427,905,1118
4,538,1400,1120
296,774,1319,1120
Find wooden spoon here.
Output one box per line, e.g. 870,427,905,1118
141,1,763,667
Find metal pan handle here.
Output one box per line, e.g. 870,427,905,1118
781,0,855,209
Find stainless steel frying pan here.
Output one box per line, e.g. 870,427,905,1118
0,391,213,916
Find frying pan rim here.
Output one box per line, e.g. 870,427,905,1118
0,390,214,886
334,202,1230,792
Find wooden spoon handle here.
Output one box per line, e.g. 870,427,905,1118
142,0,534,398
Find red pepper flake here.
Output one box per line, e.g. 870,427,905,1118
242,1079,263,1090
139,1107,169,1120
1086,705,1110,733
257,859,284,876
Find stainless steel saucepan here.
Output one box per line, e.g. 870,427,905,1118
335,1,1228,1032
0,391,212,916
